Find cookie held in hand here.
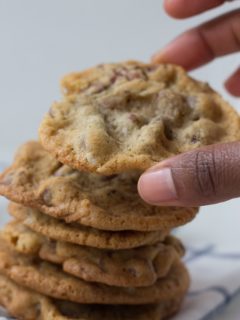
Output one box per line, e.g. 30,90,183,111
0,141,198,231
39,61,240,175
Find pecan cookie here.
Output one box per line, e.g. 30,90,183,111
0,246,190,305
8,203,168,250
2,221,183,287
39,61,240,175
0,141,198,231
0,274,184,320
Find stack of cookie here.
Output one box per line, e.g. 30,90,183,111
0,61,239,320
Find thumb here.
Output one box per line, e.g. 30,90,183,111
138,142,240,207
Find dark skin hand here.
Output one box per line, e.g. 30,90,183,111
138,0,240,207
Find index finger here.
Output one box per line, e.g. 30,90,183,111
152,9,240,70
164,0,235,19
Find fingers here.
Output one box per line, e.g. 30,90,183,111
164,0,233,19
138,142,240,207
152,9,240,70
225,67,240,96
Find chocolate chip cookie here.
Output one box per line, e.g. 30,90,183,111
0,246,190,305
0,274,184,320
39,61,240,174
0,141,198,231
2,221,183,287
8,203,168,250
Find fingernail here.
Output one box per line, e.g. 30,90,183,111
138,168,177,204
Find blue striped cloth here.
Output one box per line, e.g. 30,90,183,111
172,243,240,319
0,161,239,319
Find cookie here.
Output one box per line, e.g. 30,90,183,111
0,246,190,305
0,274,184,320
39,61,240,175
0,141,198,231
8,203,168,250
2,221,183,287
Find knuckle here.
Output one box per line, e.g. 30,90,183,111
194,149,218,197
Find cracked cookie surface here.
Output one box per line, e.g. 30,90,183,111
39,61,240,175
0,141,198,231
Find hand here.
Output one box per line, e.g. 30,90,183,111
152,0,240,97
138,1,240,207
138,142,240,207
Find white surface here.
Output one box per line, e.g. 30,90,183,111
0,1,239,319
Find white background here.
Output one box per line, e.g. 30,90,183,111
0,0,239,155
0,0,239,252
0,1,240,318
0,0,239,235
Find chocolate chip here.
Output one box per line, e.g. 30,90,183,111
99,96,125,109
157,90,191,125
164,124,174,141
129,113,138,123
100,175,118,182
55,301,82,317
114,67,146,81
126,70,145,81
106,251,113,258
10,235,19,246
123,267,137,277
115,67,128,78
109,72,119,85
110,68,146,84
129,113,147,127
107,189,117,196
191,135,199,144
46,240,56,253
192,115,200,121
92,82,110,94
145,65,158,72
